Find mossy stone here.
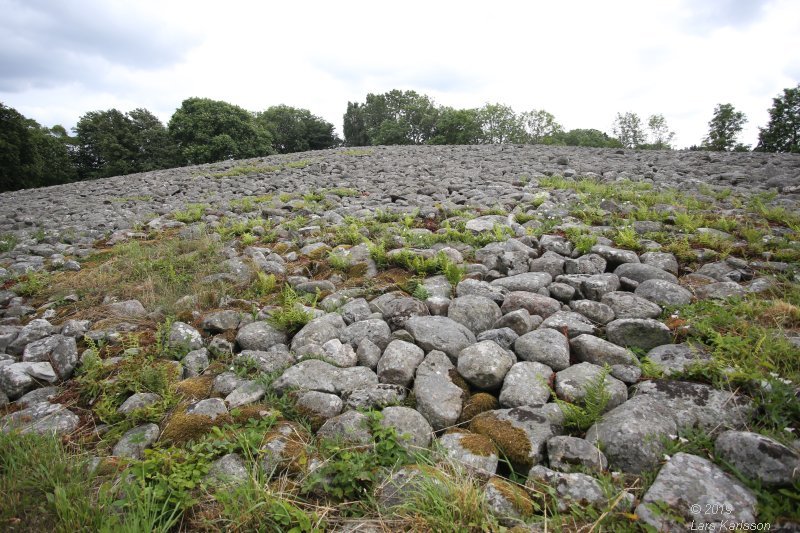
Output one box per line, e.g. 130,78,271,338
470,413,533,471
458,392,499,424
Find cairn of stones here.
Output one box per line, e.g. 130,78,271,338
1,144,799,530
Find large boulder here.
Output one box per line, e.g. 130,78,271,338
513,328,570,370
457,341,516,390
405,316,476,361
447,295,502,335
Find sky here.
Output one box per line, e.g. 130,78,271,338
1,0,799,149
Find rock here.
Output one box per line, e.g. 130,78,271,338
569,334,637,367
467,215,511,233
565,253,607,275
6,318,54,355
290,313,345,351
493,308,535,336
632,379,751,432
585,395,677,473
273,359,377,395
206,453,249,485
636,453,756,531
715,430,800,487
600,291,662,319
340,298,372,325
236,321,287,351
295,390,343,425
490,272,552,293
405,316,476,361
476,327,519,349
113,423,160,459
375,465,440,509
117,392,162,415
613,262,678,284
373,338,423,387
60,319,91,338
513,328,570,370
260,421,311,476
695,281,746,300
356,338,382,370
381,296,430,329
581,273,621,300
380,406,433,450
447,295,502,334
640,251,679,275
317,410,372,445
438,430,499,475
182,348,210,377
199,310,242,332
635,279,693,306
606,318,671,351
646,343,711,374
213,371,245,396
343,383,407,410
470,404,564,471
455,278,507,303
568,300,615,325
186,397,228,420
0,362,35,399
414,351,465,431
590,245,640,268
236,348,294,374
224,381,266,408
21,334,78,379
540,311,596,338
107,299,147,318
546,436,608,473
457,340,516,390
527,465,607,512
499,362,553,407
529,251,566,278
500,291,561,318
320,338,358,367
554,362,627,411
15,386,58,408
483,477,535,526
1,402,79,436
540,235,572,256
168,321,203,353
339,318,392,350
548,281,576,302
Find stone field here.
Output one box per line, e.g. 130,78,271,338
1,145,799,531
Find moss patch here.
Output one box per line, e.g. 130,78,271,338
488,477,535,517
230,403,279,425
160,409,232,445
172,376,213,400
469,414,532,471
448,369,472,396
458,393,498,424
457,431,498,458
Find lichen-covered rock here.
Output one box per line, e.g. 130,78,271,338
581,273,621,301
1,402,79,436
585,395,677,473
7,318,55,355
438,430,499,475
405,315,476,361
290,313,346,351
447,295,502,334
260,421,312,476
546,436,608,473
381,296,430,330
490,272,552,293
377,339,424,387
636,453,757,531
483,477,535,526
499,362,553,408
168,321,203,352
380,406,433,451
182,348,210,378
455,278,507,303
527,465,608,512
457,340,516,390
236,348,295,374
715,430,800,487
117,392,162,415
339,318,392,350
554,362,627,411
635,279,693,306
614,262,678,284
646,343,711,375
113,423,160,459
414,351,465,430
235,321,287,351
605,318,671,351
356,337,383,370
316,410,372,445
493,308,535,336
500,291,561,318
600,291,662,319
343,383,407,410
513,327,570,370
224,380,266,409
295,390,343,428
199,310,242,333
568,300,615,325
206,453,249,485
540,311,596,338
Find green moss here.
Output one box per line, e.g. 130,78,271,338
458,392,498,424
160,409,232,445
455,431,498,458
487,477,535,516
469,414,532,471
448,369,472,396
230,403,279,425
172,375,213,400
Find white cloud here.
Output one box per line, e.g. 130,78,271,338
1,0,797,149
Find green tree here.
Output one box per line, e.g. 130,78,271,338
257,105,337,154
73,109,135,179
702,103,747,151
645,114,675,149
168,97,274,164
520,109,563,144
545,128,623,148
757,84,800,153
477,103,524,144
1,102,76,191
127,108,178,172
612,112,647,149
343,102,368,146
427,107,483,145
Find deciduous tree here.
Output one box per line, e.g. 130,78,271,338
757,84,800,153
702,103,747,151
612,112,646,149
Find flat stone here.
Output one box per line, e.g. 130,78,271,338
541,311,596,338
568,300,615,325
380,406,433,451
343,383,407,410
118,392,162,415
613,262,678,284
405,315,476,361
1,402,79,436
546,435,608,473
715,430,800,487
490,272,552,293
606,318,671,351
339,318,392,350
438,430,499,475
554,362,627,411
377,339,425,387
235,321,287,351
646,343,711,374
317,410,372,445
601,291,662,319
635,279,693,307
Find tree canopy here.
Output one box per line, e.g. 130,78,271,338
757,84,800,153
702,103,748,151
168,97,274,165
612,112,647,149
257,105,338,154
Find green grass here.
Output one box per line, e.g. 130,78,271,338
0,233,19,253
173,203,207,223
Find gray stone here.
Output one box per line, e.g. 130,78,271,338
414,351,465,430
455,278,507,303
554,362,627,411
60,319,91,338
590,245,640,268
273,359,377,395
695,281,746,300
500,291,560,318
225,380,266,409
118,392,162,415
548,282,576,302
377,339,425,387
380,406,433,450
317,410,372,445
356,338,382,370
632,379,751,432
200,310,242,332
490,272,552,293
499,362,553,407
107,299,147,318
290,313,346,351
113,423,160,459
527,465,607,512
569,334,637,367
564,253,606,275
546,435,608,473
0,362,35,399
295,390,343,422
168,321,203,352
585,395,677,473
483,477,533,526
581,273,621,301
439,430,499,475
16,386,58,408
568,300,615,325
340,298,372,325
448,295,502,334
614,262,678,284
636,453,756,531
405,315,476,361
646,343,711,374
1,401,79,436
343,383,407,410
21,334,78,379
715,430,800,487
319,338,357,367
457,340,516,390
6,318,54,355
339,318,392,350
186,397,228,420
236,348,295,374
213,371,245,396
182,348,210,377
381,296,430,329
493,308,535,336
236,321,287,352
640,251,679,275
206,453,249,485
541,311,596,338
476,327,519,349
513,328,570,370
606,318,671,351
539,235,572,256
635,279,693,306
529,251,566,278
600,291,662,319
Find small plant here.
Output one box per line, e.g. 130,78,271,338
0,233,18,253
229,197,256,213
240,233,258,246
12,270,51,297
327,187,359,197
248,272,277,299
268,285,315,334
303,191,325,203
551,366,612,433
173,203,207,223
613,225,642,251
327,251,350,271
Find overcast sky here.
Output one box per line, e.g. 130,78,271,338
1,0,798,149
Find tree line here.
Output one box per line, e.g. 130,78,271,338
1,85,798,192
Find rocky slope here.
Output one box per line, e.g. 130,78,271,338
1,145,799,531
